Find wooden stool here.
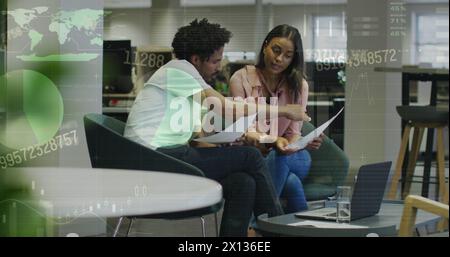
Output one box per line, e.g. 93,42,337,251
388,106,448,204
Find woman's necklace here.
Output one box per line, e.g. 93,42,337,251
261,70,282,93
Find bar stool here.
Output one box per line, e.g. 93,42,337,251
388,106,449,204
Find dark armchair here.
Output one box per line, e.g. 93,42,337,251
84,113,223,237
301,122,350,201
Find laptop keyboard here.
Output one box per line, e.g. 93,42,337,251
325,212,337,217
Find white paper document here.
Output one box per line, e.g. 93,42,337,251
288,220,368,229
287,107,344,150
193,114,257,144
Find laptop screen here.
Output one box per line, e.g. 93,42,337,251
350,161,392,220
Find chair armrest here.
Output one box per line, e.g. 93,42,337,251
398,195,449,237
84,114,205,177
302,122,349,200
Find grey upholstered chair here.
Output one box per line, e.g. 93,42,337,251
84,113,224,237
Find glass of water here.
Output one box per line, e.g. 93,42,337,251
336,186,351,223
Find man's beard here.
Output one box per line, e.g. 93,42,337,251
205,72,219,84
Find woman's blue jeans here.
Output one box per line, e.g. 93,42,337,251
266,149,312,213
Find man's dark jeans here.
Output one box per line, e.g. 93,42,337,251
158,145,283,237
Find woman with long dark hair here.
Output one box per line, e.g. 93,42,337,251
230,24,323,213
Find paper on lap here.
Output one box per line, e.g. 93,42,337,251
193,114,257,144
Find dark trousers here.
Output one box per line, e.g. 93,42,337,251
158,145,283,237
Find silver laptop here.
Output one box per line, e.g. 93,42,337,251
295,161,392,221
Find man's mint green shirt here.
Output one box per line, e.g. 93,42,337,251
124,60,211,149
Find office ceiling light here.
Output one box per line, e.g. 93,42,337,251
104,0,152,9
180,0,255,7
181,0,348,6
404,0,448,3
263,0,346,4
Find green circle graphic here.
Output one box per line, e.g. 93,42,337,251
0,70,64,150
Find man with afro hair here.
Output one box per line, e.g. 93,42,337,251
125,18,310,236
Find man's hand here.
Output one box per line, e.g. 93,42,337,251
190,141,217,148
306,133,325,151
190,130,217,148
241,132,271,155
242,132,262,147
275,137,299,155
282,104,311,122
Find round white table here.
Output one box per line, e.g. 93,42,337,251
6,167,222,219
